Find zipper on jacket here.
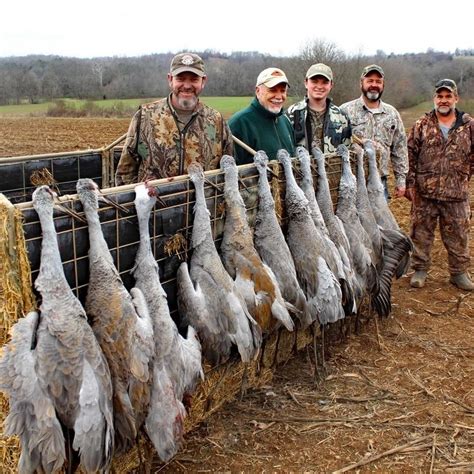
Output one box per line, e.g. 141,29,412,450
273,119,284,151
173,111,198,176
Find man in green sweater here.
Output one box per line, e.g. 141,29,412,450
229,67,295,165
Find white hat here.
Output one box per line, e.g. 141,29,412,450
256,67,290,88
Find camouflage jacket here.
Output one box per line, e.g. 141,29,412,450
286,98,351,153
407,109,474,201
340,97,408,188
115,96,233,185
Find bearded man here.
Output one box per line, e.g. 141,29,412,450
407,79,474,291
229,67,295,165
341,65,408,200
116,53,233,184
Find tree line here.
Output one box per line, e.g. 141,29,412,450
1,41,474,109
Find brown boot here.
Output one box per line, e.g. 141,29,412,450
449,273,474,291
410,270,427,288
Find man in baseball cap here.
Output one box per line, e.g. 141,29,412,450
360,64,385,78
255,67,290,88
229,67,294,165
170,52,206,77
341,64,408,201
434,78,457,94
287,63,351,153
406,77,473,291
116,52,233,185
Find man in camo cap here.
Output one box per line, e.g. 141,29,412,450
407,79,474,291
116,52,233,184
341,64,408,200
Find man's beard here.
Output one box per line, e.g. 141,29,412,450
363,88,383,102
175,94,198,111
264,103,283,114
173,90,198,111
436,105,454,116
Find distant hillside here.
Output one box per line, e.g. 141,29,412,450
1,47,473,109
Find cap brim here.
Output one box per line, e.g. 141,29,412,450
171,66,205,77
307,73,332,81
259,78,290,88
362,69,384,78
435,86,455,93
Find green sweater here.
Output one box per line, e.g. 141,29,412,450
228,97,295,165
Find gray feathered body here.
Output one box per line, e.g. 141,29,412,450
278,149,345,325
133,183,203,461
0,311,66,474
354,144,383,270
364,141,400,231
364,141,412,278
177,163,261,365
32,186,114,472
77,178,139,454
363,142,413,314
253,151,312,328
336,145,379,297
313,146,362,300
220,155,295,333
297,146,356,315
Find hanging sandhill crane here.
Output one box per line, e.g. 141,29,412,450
363,141,413,315
253,151,312,328
364,141,412,277
177,163,262,365
277,149,345,326
353,144,383,270
336,145,379,299
25,185,114,473
0,311,66,473
312,146,362,300
76,178,154,454
220,154,295,333
296,146,356,315
132,182,203,461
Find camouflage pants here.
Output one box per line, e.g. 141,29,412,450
410,195,471,274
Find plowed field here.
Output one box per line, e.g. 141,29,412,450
0,117,129,157
2,117,473,472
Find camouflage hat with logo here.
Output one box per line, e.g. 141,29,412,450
256,67,290,88
435,78,458,94
306,63,333,81
170,53,206,77
361,64,385,78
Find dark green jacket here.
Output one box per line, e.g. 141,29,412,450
229,97,295,165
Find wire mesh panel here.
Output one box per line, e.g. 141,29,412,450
0,135,126,204
18,155,346,325
0,152,104,204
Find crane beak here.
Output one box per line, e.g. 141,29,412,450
203,177,222,192
146,185,167,207
53,203,87,224
238,178,249,191
99,194,130,213
292,163,303,179
266,166,280,179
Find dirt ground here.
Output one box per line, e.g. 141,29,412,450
1,118,473,472
0,117,129,157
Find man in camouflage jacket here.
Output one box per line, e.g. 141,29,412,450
407,79,474,291
341,65,408,199
286,63,351,154
115,53,233,185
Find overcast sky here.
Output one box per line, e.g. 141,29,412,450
3,0,473,59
